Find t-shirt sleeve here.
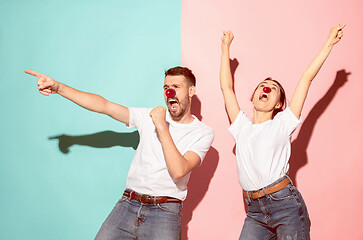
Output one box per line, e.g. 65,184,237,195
187,128,214,164
128,107,151,129
228,111,250,140
275,106,302,136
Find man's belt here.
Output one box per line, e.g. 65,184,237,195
123,190,182,204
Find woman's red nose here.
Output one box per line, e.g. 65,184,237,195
263,87,271,93
165,88,176,98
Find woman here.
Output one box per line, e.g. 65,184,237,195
220,24,344,239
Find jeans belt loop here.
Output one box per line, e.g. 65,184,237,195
258,190,262,198
246,191,251,204
129,190,134,201
285,175,293,186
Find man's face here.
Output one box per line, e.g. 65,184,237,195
163,75,192,121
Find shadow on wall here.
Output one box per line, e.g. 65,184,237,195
181,95,220,240
289,69,350,187
49,130,139,154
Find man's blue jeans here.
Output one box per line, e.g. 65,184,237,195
95,195,182,240
240,177,311,240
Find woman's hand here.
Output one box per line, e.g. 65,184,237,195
326,24,345,46
221,31,234,50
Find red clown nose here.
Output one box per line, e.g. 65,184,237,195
165,88,176,98
263,87,271,93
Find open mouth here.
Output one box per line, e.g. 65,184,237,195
168,98,179,111
259,93,269,101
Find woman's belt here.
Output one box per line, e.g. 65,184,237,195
243,177,291,200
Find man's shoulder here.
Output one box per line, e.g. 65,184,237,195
128,107,153,129
193,118,214,136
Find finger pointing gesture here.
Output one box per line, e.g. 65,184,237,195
25,69,59,96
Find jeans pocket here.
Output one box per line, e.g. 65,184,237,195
157,203,182,216
268,185,295,201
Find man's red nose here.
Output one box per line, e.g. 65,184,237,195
165,88,176,98
263,87,271,93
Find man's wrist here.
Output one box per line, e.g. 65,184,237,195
56,82,65,94
155,121,168,132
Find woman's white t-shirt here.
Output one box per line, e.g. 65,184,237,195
229,107,301,191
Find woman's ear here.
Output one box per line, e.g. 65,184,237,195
275,102,282,109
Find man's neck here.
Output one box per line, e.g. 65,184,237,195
170,112,194,124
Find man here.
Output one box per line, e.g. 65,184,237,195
25,66,214,240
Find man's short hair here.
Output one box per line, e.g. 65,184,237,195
165,66,196,87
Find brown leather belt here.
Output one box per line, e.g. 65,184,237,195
123,190,182,204
243,177,291,200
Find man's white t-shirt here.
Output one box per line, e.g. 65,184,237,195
229,107,301,191
127,107,214,201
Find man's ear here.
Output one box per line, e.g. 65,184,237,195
189,86,196,98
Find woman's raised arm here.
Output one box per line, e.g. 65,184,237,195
290,24,345,118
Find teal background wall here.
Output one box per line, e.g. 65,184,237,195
0,0,180,239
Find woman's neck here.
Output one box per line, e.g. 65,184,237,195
253,110,273,124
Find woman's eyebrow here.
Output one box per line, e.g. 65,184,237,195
260,81,279,89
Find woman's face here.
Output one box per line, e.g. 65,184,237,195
251,80,282,113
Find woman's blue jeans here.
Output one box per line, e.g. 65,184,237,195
240,177,311,240
95,195,182,240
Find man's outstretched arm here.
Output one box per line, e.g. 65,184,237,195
25,69,129,125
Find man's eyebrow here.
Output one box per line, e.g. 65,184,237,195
164,83,181,88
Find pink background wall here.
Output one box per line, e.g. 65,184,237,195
181,0,363,239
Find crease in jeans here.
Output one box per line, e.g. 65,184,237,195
135,203,145,240
257,199,270,224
